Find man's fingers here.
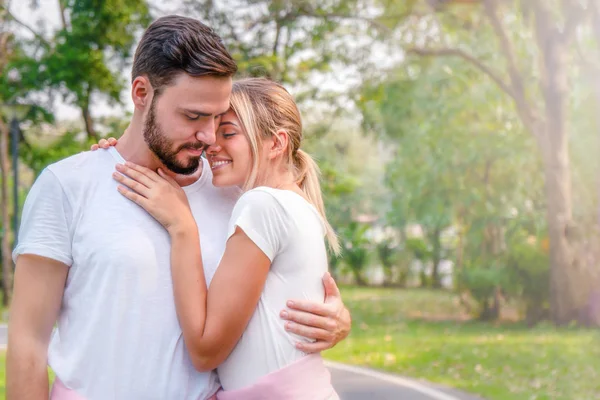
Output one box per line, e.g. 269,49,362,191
284,321,333,342
286,299,334,317
107,137,118,145
295,340,332,354
323,272,341,300
281,309,336,331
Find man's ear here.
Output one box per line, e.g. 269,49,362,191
268,129,289,160
131,76,153,111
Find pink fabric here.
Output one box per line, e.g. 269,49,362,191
50,378,219,400
216,354,337,400
50,378,87,400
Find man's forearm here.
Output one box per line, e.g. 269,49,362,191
7,345,50,400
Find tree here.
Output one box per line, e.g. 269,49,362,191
182,0,406,108
6,0,151,138
397,0,592,325
342,221,371,286
0,0,13,305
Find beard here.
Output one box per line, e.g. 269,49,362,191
143,98,204,175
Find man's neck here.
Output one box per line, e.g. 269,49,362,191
114,124,203,187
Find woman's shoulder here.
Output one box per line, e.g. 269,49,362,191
233,187,288,217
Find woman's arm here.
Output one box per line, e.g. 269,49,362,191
168,224,271,371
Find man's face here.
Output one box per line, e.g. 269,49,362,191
143,73,232,175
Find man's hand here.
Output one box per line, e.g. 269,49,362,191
280,272,351,353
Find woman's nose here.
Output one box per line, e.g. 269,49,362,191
207,144,222,155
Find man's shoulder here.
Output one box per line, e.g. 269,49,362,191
44,150,113,189
46,150,111,176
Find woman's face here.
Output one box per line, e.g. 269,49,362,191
206,110,254,188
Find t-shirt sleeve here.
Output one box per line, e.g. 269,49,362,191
227,190,289,262
12,168,74,266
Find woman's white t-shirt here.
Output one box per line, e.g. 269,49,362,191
216,186,329,390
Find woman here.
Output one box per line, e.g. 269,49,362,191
109,78,340,399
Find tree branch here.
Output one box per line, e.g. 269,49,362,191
272,19,281,58
58,0,68,30
562,0,586,42
294,11,406,33
589,0,600,55
407,47,514,98
6,9,49,46
482,0,536,134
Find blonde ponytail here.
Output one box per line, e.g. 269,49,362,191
295,149,340,255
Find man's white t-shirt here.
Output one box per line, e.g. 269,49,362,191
217,187,329,390
13,147,240,400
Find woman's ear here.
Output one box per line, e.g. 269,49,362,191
131,76,153,111
267,129,290,160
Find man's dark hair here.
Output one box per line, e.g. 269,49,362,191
132,15,237,95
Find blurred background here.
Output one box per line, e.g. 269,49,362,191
1,1,600,399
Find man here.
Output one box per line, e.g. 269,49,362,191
7,15,351,400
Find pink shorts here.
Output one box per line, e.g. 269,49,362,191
50,379,218,400
216,354,337,400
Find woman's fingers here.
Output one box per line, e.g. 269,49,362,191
157,168,180,188
117,186,151,210
123,162,162,183
112,171,151,198
115,164,157,188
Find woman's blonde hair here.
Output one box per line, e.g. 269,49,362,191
229,77,340,254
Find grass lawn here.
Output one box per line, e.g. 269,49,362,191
323,286,600,400
0,353,3,399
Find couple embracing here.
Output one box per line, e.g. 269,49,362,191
7,15,350,400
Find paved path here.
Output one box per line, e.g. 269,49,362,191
0,323,5,348
328,361,483,400
0,324,481,399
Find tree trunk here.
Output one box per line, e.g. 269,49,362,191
58,0,68,30
534,8,584,325
82,102,97,140
0,119,13,305
542,143,581,324
430,227,442,289
352,267,367,286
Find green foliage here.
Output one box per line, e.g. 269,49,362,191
341,221,371,286
20,131,93,176
458,262,507,320
404,237,429,261
504,233,550,325
182,0,400,105
376,238,396,284
6,1,150,137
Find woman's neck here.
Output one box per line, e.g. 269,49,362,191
257,168,305,198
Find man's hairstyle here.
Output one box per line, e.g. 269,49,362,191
131,15,237,95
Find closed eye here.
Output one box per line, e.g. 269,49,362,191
186,115,200,121
222,132,236,138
